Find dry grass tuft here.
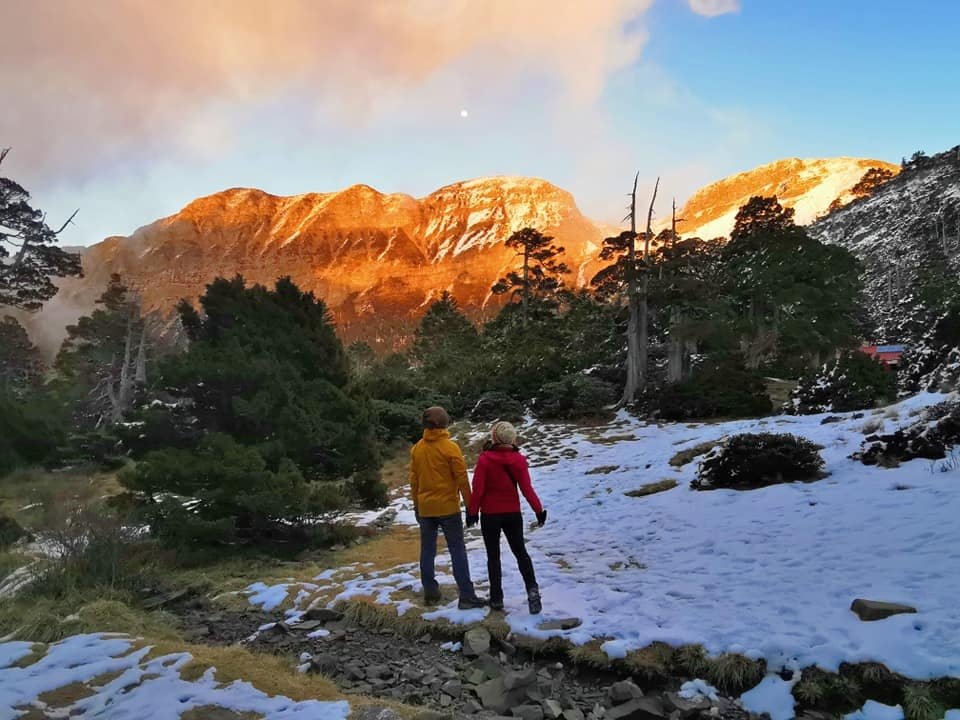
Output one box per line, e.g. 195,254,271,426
669,441,720,467
625,479,678,498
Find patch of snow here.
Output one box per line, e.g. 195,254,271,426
679,679,719,701
845,700,905,720
0,633,350,720
245,582,293,612
439,641,462,653
740,675,797,720
307,629,331,639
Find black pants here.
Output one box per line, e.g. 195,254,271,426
480,512,538,603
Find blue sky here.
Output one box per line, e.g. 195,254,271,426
3,0,957,246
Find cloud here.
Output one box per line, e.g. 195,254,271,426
1,0,654,184
688,0,740,17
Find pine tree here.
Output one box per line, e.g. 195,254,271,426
722,197,864,372
850,167,895,199
492,228,570,324
410,291,481,397
0,148,82,310
54,274,150,428
0,315,43,397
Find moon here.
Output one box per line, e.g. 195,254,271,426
460,109,469,118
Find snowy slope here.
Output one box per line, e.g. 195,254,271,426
810,146,960,341
245,392,960,682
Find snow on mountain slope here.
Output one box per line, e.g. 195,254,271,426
810,146,960,342
243,392,960,682
677,157,899,239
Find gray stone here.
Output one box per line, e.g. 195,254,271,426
366,664,393,680
467,669,488,685
850,598,918,621
562,710,586,720
441,694,453,707
543,700,565,719
477,678,530,714
442,679,463,698
609,681,644,705
464,627,493,657
524,686,545,704
353,707,404,720
536,618,582,631
465,700,485,715
294,620,324,631
663,693,710,719
471,654,505,681
605,697,667,720
403,666,426,682
512,705,545,720
304,607,344,623
344,664,366,681
504,667,537,690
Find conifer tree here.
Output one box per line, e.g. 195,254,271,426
492,228,570,324
0,315,43,397
410,291,480,396
0,148,82,310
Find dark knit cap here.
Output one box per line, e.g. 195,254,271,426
422,406,450,429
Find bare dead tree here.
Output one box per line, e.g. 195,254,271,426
637,177,660,392
619,173,642,408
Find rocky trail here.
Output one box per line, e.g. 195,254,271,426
168,594,766,720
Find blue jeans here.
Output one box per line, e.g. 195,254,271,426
419,513,476,600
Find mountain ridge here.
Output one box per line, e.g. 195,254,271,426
28,156,900,352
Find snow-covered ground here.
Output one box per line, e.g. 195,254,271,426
242,392,960,688
0,633,349,720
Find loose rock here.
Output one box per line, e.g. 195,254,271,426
850,598,917,621
605,697,667,720
513,704,546,720
608,680,643,705
504,667,537,691
537,618,582,631
464,627,492,657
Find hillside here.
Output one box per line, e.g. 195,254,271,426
810,146,960,342
676,157,900,239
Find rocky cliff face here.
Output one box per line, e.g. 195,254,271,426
45,178,604,348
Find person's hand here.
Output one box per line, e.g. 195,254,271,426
536,509,547,527
466,514,479,528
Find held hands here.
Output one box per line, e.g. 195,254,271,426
465,514,479,528
536,509,547,527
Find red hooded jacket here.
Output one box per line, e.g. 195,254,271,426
468,446,543,516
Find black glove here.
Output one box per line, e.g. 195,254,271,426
466,514,479,528
536,509,547,527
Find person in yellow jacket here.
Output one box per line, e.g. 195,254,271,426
410,406,487,610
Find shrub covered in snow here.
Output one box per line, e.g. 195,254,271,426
469,392,525,423
787,351,895,415
533,374,617,420
898,308,960,395
856,400,960,467
652,358,772,421
693,433,825,490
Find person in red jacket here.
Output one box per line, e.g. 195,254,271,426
466,421,547,614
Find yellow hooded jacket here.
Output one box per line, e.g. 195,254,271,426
409,428,471,518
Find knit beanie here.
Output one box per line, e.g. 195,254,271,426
422,406,450,429
491,421,518,446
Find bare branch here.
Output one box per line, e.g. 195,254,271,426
0,148,9,167
53,208,80,235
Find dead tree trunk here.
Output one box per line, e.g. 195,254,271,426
113,309,136,424
620,174,641,408
521,243,530,326
134,322,148,386
666,198,682,384
638,177,660,392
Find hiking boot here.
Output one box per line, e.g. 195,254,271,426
527,587,542,615
489,598,505,612
424,591,442,606
458,595,488,610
